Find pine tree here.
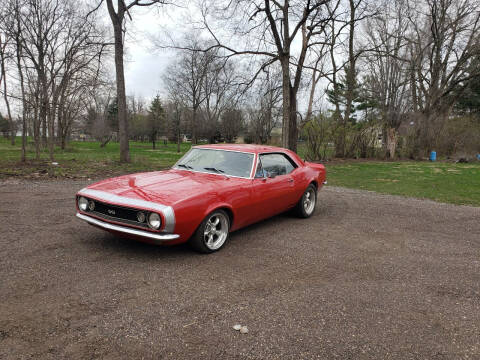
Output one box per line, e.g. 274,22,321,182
148,95,165,149
326,66,362,124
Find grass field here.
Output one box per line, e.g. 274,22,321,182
1,137,479,206
0,137,192,179
327,161,480,206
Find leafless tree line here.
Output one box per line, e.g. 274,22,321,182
1,0,479,163
163,37,246,144
358,0,480,158
0,0,108,161
0,0,171,163
174,0,479,158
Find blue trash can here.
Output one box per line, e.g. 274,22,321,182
477,154,480,161
429,151,436,161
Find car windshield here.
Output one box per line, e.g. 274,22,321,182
174,148,254,178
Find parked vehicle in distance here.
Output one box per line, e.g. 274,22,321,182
76,144,327,253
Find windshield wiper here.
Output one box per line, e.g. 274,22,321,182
204,167,225,174
177,163,193,169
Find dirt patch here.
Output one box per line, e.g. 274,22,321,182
1,181,479,359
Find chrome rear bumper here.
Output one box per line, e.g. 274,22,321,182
76,213,180,241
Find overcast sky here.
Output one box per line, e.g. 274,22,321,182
115,2,331,112
112,5,178,102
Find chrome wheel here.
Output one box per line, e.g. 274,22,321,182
203,212,229,250
303,187,316,215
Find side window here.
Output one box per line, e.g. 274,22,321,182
260,153,297,176
284,157,295,174
255,158,264,178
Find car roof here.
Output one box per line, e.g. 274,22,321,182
194,144,287,154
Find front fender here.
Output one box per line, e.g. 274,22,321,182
203,202,235,227
172,194,234,243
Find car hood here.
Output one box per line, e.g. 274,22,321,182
84,169,230,206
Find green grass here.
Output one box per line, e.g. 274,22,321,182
1,137,479,206
0,137,192,179
326,161,480,206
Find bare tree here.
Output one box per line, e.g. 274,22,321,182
406,0,480,155
361,0,410,158
14,1,27,162
0,0,107,160
0,33,15,145
85,83,117,146
55,23,106,149
201,52,242,143
164,38,211,144
246,70,282,144
99,0,169,162
18,0,69,159
221,108,244,143
321,0,370,157
191,0,336,151
0,0,30,161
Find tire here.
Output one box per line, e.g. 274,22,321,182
189,209,230,253
294,184,317,218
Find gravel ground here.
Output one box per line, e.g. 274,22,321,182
0,179,479,359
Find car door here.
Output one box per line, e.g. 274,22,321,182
250,153,297,220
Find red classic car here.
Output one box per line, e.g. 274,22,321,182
76,144,326,253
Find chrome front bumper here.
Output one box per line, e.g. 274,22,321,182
76,213,180,241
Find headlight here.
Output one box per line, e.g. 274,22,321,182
88,200,95,211
78,196,88,211
137,211,146,223
148,212,161,229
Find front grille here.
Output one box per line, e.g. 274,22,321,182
81,197,150,229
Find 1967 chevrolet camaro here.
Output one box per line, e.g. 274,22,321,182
76,144,326,253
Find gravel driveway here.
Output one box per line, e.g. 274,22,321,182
1,180,479,359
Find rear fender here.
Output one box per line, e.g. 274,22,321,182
305,161,327,187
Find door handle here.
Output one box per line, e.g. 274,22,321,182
288,178,294,183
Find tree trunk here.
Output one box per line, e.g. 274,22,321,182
39,71,49,154
48,101,55,161
16,42,27,162
329,30,345,158
113,24,130,162
59,110,68,150
305,68,318,125
281,59,292,150
0,36,15,146
386,127,397,159
61,131,66,150
34,97,41,160
288,86,298,153
106,0,130,163
176,109,181,153
335,0,357,159
410,57,418,112
334,113,346,158
192,105,197,144
41,108,47,147
58,91,68,150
